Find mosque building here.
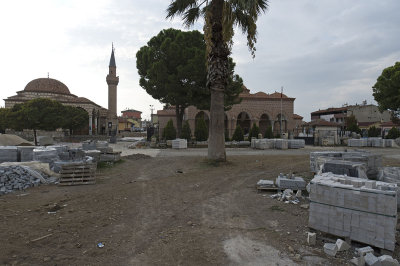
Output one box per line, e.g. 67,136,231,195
4,46,119,135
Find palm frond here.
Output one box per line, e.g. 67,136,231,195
182,7,201,27
166,0,206,21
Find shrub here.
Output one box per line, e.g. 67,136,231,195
162,119,176,140
367,126,381,137
181,120,191,140
232,125,244,141
264,125,273,139
386,127,400,139
248,123,260,139
195,118,208,141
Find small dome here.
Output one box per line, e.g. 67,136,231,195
24,78,70,95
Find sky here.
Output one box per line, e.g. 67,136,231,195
0,0,399,121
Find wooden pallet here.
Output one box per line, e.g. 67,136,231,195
58,163,97,186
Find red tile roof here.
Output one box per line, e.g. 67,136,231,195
307,119,341,127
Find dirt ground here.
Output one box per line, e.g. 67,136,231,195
1,150,399,265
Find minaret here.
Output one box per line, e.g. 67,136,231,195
106,43,119,117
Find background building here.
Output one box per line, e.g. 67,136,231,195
118,109,142,132
157,86,303,138
311,103,391,125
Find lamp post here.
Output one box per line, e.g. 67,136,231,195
150,105,154,126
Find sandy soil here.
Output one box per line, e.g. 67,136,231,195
0,149,399,265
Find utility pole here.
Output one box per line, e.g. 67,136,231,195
280,86,283,137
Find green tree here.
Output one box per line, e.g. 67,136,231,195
167,0,269,162
0,108,11,133
373,62,400,120
248,123,260,139
195,117,208,141
232,125,244,141
162,119,177,140
181,120,192,141
264,125,273,139
137,28,243,138
367,126,381,138
346,115,361,134
386,127,400,139
7,98,64,145
62,106,89,135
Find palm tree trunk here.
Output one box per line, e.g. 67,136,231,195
207,0,229,162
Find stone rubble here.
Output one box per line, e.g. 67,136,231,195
0,165,51,195
270,189,300,204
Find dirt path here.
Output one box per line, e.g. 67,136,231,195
0,153,399,265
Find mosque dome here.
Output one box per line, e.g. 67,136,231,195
24,78,71,95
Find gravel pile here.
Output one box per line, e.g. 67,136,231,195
0,165,48,195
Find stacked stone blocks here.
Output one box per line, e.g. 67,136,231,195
309,173,397,251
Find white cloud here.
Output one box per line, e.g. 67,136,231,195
1,0,399,121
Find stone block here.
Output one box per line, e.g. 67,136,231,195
37,136,54,146
378,255,399,266
350,256,366,266
0,146,18,163
323,243,338,256
357,246,374,256
307,232,316,246
17,146,35,162
336,238,350,251
172,139,187,149
365,252,380,266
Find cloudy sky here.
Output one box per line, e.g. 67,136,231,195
1,0,399,121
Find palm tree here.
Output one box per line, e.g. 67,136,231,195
167,0,268,162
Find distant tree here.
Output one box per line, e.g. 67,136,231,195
367,126,381,138
7,98,64,145
372,62,400,120
264,125,273,139
180,120,192,141
0,108,11,133
62,106,89,135
248,123,260,139
232,125,244,141
386,127,400,139
136,28,243,138
346,115,361,134
195,118,208,141
162,119,176,140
